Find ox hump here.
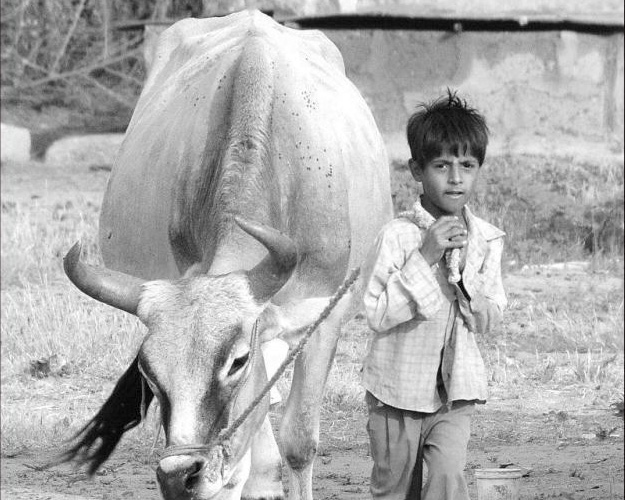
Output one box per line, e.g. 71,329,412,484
145,10,344,88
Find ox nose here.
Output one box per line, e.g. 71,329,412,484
157,455,209,498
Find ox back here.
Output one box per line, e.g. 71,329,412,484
99,9,392,297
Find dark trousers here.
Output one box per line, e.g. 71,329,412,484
366,392,474,500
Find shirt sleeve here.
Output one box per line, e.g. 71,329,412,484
363,223,444,333
455,236,506,333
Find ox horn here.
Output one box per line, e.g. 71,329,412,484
234,217,297,301
63,242,145,315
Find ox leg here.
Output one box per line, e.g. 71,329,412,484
279,321,341,500
242,415,284,500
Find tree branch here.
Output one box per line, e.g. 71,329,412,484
102,67,144,87
15,48,142,90
77,74,136,109
12,0,30,86
100,0,111,59
151,0,170,19
50,0,88,74
19,55,49,76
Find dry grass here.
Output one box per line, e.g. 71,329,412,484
392,155,624,267
1,156,623,458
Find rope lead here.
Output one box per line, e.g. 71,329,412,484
160,266,361,459
217,266,361,444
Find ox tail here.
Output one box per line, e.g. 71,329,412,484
57,355,153,475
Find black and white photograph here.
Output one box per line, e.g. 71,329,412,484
1,0,623,499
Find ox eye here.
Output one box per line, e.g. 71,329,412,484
228,352,250,376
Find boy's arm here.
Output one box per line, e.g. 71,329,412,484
455,237,506,334
363,224,444,333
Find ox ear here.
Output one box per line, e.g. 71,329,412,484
57,355,154,475
256,298,332,348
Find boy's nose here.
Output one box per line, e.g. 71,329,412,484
448,164,461,184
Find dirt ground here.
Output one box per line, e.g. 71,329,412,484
1,395,623,500
1,160,623,499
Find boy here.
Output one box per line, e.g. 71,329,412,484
361,90,506,500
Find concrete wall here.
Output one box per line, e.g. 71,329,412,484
322,29,624,160
206,0,625,18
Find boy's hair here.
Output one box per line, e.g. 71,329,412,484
407,89,489,167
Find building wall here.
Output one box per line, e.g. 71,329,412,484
204,0,625,18
323,29,624,160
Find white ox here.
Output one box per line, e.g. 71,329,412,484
61,9,392,500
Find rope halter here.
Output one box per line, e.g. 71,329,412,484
158,267,361,464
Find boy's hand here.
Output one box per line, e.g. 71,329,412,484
419,216,467,266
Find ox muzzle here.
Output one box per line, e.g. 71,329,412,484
157,445,234,499
155,322,270,500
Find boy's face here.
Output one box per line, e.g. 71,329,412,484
409,147,481,218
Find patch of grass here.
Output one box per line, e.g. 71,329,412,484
0,284,146,453
1,286,144,379
567,349,619,385
1,191,142,381
502,277,624,353
1,198,101,289
0,376,160,461
391,155,624,266
1,184,146,454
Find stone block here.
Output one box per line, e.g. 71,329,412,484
1,123,31,163
45,134,125,166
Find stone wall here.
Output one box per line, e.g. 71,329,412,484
322,28,624,160
205,0,624,18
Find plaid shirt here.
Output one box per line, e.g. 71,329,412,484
361,205,506,412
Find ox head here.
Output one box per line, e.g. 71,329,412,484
61,218,300,499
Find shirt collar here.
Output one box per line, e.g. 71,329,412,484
463,205,506,242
